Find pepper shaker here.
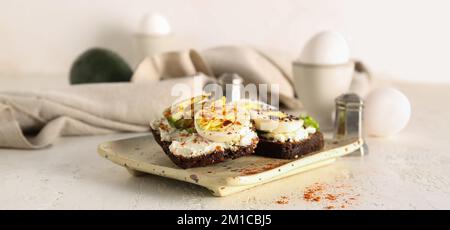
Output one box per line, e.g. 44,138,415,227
334,93,368,156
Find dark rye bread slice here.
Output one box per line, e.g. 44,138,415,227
150,128,257,169
254,131,324,159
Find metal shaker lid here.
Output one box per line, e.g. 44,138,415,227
335,93,363,109
218,73,243,86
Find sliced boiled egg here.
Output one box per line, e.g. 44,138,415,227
234,99,277,112
168,94,211,120
233,99,304,133
253,110,304,133
194,102,251,143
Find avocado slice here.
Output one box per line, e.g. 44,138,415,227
163,95,211,132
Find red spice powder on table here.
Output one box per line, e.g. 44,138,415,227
302,182,359,210
325,194,337,201
303,182,326,202
239,161,288,176
275,196,289,205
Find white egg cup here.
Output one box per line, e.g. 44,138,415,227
292,61,355,130
135,34,176,60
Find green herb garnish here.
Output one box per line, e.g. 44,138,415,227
185,127,196,134
301,115,320,130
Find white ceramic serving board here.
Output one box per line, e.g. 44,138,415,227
98,135,363,197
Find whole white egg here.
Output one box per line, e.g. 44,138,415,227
364,87,411,137
139,13,172,36
299,31,350,65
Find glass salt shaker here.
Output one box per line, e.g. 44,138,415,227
218,73,243,102
334,93,369,156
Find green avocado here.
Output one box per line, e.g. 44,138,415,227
70,48,133,84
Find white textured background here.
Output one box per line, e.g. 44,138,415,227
0,0,449,82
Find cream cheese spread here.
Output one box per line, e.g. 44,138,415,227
259,126,316,143
151,118,257,158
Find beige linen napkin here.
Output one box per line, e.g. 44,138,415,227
0,46,299,149
133,46,301,108
0,76,210,149
201,46,298,107
132,50,214,82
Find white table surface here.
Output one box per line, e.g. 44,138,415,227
1,77,450,210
